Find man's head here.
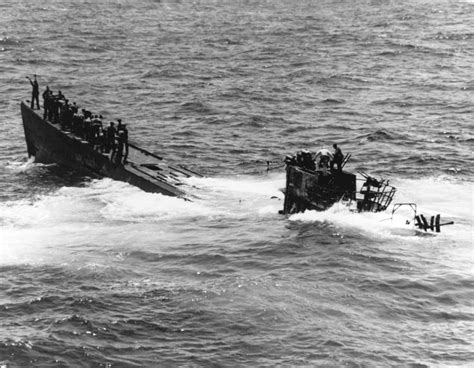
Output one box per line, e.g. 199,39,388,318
333,144,338,149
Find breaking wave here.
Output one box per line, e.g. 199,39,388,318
288,174,472,245
4,157,52,172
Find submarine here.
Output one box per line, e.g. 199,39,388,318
20,98,200,198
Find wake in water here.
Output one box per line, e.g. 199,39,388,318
4,156,55,173
289,175,470,236
0,174,282,264
0,171,471,268
1,171,469,237
183,173,284,216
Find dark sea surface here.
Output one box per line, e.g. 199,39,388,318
1,0,473,367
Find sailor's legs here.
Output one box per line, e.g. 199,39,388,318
31,94,40,109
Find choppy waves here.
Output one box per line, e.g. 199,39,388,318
1,0,474,366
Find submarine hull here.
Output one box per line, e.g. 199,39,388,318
20,101,197,197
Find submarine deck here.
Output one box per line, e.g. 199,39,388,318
21,101,200,198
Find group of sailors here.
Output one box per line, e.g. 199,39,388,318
288,144,345,172
28,75,345,171
315,144,344,171
29,76,129,164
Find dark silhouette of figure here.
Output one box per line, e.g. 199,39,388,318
331,143,344,172
105,122,116,155
116,118,123,132
27,75,40,109
115,134,124,164
84,115,93,143
42,86,52,120
51,95,61,124
92,116,103,151
117,122,129,164
95,126,106,153
47,95,55,121
72,110,83,136
60,100,74,131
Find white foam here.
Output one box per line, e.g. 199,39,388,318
0,178,223,227
0,173,281,234
4,156,54,172
183,174,284,216
2,173,470,267
184,174,284,198
289,202,392,236
288,175,473,243
392,176,473,219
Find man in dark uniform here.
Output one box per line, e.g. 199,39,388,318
117,122,129,164
91,116,102,151
42,86,52,120
115,130,124,164
105,122,116,155
83,114,93,143
122,124,129,163
27,75,40,109
331,143,344,172
62,100,75,131
71,102,78,114
51,95,61,124
72,109,83,136
47,95,55,121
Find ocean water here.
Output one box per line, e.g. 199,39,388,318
0,0,473,367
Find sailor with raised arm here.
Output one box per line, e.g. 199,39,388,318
26,74,40,109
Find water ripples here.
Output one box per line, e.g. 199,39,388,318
1,0,473,366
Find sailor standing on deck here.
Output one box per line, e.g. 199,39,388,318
331,143,344,172
105,122,116,155
116,120,128,152
113,119,125,164
27,75,40,109
117,122,129,163
42,86,52,120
